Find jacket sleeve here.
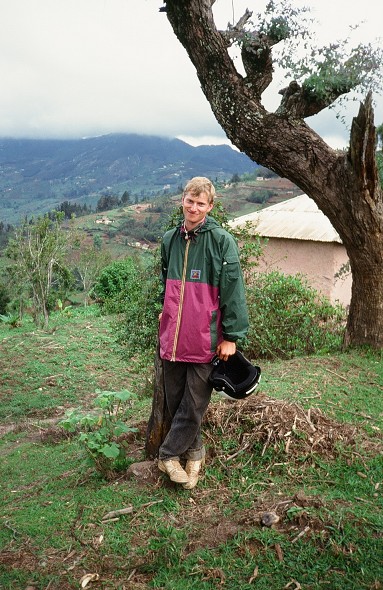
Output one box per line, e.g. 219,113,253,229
219,234,249,342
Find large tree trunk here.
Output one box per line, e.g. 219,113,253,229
345,260,383,347
164,0,383,349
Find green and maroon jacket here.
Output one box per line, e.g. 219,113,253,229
159,216,249,363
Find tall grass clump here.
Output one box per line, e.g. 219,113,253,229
243,271,346,359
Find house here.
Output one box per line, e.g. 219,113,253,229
230,194,351,306
95,216,113,225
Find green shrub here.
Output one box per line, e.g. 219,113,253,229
0,312,20,328
113,252,163,360
246,189,272,204
91,257,144,314
242,271,346,359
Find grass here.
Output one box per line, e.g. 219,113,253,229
0,306,151,422
0,306,382,589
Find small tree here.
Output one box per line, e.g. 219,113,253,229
70,235,112,306
6,212,70,329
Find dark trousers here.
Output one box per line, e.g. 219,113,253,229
159,360,213,462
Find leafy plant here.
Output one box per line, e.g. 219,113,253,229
69,234,112,306
243,271,346,358
246,189,272,204
0,312,20,328
56,298,72,315
59,389,138,477
91,257,144,313
113,251,163,364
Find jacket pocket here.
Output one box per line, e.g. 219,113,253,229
222,256,240,283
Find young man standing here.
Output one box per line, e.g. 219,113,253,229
158,177,249,489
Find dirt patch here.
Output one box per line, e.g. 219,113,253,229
0,415,69,441
0,544,153,589
185,516,240,552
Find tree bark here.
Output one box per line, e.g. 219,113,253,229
163,0,383,348
145,339,171,459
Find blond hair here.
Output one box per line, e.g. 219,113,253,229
183,177,216,204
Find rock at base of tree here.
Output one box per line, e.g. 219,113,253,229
126,460,158,483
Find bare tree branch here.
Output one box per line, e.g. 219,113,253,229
349,91,380,203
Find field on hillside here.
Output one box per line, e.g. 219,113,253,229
66,177,301,257
1,307,382,589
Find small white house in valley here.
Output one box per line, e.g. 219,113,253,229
230,194,352,306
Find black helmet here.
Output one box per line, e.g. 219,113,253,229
209,350,261,400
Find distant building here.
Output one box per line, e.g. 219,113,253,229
95,216,113,225
230,194,351,306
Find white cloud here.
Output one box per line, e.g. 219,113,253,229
0,0,381,147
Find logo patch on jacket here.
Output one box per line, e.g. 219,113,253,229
190,269,201,280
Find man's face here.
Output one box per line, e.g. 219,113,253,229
182,191,213,230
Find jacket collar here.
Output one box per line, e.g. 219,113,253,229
180,218,206,241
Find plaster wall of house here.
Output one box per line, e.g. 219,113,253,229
256,237,351,306
332,243,352,307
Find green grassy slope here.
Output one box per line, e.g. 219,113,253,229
1,307,381,589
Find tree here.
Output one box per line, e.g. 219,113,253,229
161,0,383,349
96,194,120,212
121,190,131,205
230,172,241,184
6,213,70,329
70,236,112,306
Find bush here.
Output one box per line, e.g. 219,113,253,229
92,253,162,363
91,258,144,314
114,253,163,360
242,271,346,359
246,189,272,204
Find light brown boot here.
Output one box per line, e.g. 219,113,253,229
182,458,205,489
158,459,189,484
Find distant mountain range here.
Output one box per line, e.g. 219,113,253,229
0,133,258,223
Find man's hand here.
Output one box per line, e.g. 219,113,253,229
216,340,236,361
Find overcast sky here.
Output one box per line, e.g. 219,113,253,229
0,0,381,149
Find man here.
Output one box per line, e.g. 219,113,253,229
158,177,249,489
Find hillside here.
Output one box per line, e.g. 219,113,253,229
65,176,301,257
0,134,258,223
1,308,382,589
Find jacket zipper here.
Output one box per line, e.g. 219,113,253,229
171,239,190,361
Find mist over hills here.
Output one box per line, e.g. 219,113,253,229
0,133,258,223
